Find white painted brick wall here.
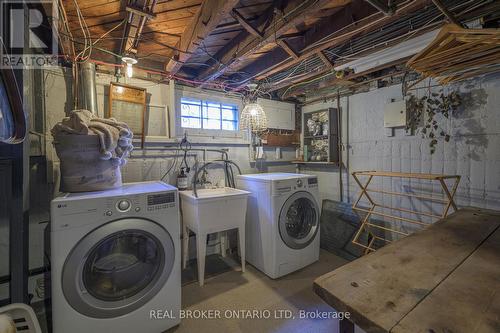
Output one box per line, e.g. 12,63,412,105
302,74,500,226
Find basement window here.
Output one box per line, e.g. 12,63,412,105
181,97,238,131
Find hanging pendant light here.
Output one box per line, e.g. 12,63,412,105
240,102,267,133
122,56,137,78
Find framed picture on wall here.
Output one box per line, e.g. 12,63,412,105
145,104,170,141
108,82,146,147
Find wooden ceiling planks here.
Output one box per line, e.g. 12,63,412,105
196,0,351,83
164,0,241,75
253,0,431,82
59,0,500,99
61,0,203,67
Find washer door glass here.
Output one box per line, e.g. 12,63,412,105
279,192,319,249
62,218,175,318
82,231,162,301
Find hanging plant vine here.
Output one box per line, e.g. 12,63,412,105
406,89,462,154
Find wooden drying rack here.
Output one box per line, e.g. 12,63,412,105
351,171,461,253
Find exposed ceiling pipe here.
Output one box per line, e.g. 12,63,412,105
77,62,98,114
364,0,395,16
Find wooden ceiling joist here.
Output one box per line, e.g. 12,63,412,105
286,57,411,98
231,9,263,38
126,4,156,20
165,0,240,75
431,0,463,27
119,0,158,56
317,51,334,68
277,40,299,59
197,0,348,83
242,0,431,84
364,0,396,16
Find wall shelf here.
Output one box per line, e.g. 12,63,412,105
302,108,339,164
304,135,329,139
292,161,338,165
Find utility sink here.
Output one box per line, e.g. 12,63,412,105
179,187,250,285
179,187,250,234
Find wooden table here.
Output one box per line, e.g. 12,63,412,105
314,207,500,333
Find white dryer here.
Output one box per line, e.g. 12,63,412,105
236,173,320,279
50,181,180,333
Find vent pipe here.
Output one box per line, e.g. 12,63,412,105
76,62,98,114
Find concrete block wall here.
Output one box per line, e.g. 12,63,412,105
42,67,296,190
302,73,500,239
28,66,296,295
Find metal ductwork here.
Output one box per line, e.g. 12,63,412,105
76,62,98,114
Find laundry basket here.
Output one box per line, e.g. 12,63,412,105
0,303,42,333
53,133,122,192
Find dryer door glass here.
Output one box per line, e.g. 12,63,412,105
82,230,161,301
279,191,319,249
62,218,175,318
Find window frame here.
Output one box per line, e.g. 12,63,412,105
180,97,239,131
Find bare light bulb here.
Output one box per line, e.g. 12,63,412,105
126,63,133,78
122,56,138,79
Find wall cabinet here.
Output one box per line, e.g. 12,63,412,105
257,98,295,130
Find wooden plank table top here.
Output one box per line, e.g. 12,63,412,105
313,207,500,333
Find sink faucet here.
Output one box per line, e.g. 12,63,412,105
192,159,242,198
196,169,212,188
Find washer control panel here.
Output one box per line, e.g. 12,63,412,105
307,177,318,188
147,192,176,211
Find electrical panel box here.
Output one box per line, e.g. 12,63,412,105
257,98,295,130
384,100,407,128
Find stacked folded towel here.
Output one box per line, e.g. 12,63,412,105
51,109,134,166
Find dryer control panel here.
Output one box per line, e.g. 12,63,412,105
272,177,318,196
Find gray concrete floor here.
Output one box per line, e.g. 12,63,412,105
168,250,348,333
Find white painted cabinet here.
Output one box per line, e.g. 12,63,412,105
257,98,296,130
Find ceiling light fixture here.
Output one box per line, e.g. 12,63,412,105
122,56,138,78
240,102,267,133
240,83,267,133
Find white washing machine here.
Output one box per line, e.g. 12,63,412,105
50,181,180,333
236,173,320,279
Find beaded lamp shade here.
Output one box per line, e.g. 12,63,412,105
240,103,267,133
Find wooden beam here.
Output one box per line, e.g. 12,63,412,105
119,0,157,56
284,57,411,98
278,32,305,40
431,0,463,27
277,40,299,59
268,65,332,92
231,9,262,37
197,0,350,83
227,3,375,89
165,0,239,75
364,0,395,16
317,51,334,68
126,5,156,20
253,0,431,82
